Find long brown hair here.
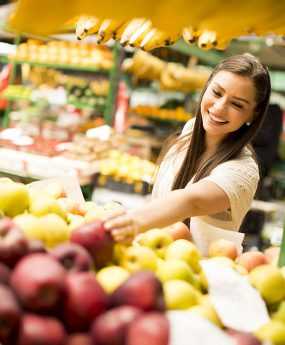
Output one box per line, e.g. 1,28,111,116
157,53,271,191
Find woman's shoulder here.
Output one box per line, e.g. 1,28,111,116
181,117,196,136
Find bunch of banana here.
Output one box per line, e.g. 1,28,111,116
140,28,181,51
97,19,125,44
75,16,100,40
122,50,166,80
160,63,211,92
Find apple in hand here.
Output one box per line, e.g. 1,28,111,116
91,305,142,345
11,253,66,312
136,229,173,258
49,243,93,272
121,246,158,273
110,271,165,311
63,271,108,332
18,313,67,345
71,220,114,269
208,239,238,260
0,217,29,267
66,333,92,345
127,312,169,345
227,329,261,345
0,284,21,345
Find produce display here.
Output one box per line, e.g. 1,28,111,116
130,105,192,123
11,40,113,70
9,1,285,50
0,176,284,344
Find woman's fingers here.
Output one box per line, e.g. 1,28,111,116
104,214,133,230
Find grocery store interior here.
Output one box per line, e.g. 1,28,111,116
0,1,285,344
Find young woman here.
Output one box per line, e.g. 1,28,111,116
104,53,271,254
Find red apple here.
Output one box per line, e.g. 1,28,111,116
49,243,93,272
91,305,142,345
0,217,29,267
236,251,268,272
27,239,47,254
164,222,192,241
18,313,67,345
227,329,261,345
10,253,66,312
66,333,92,345
127,312,169,345
71,220,114,269
110,271,165,311
208,239,238,260
0,284,21,345
63,271,108,331
0,262,10,285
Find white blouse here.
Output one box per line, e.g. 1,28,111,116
152,118,259,254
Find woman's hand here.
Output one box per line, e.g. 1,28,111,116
104,209,140,244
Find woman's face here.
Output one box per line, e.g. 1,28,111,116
201,71,256,143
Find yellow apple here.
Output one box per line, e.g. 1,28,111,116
96,265,130,293
67,213,86,230
136,228,173,258
0,181,29,217
189,299,222,327
272,301,285,323
255,320,285,345
165,239,201,273
163,280,200,310
208,239,238,260
113,243,128,265
156,259,195,284
29,195,67,220
39,214,69,248
249,264,285,305
121,246,158,273
14,213,45,242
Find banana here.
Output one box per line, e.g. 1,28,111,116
97,19,125,44
119,18,147,46
75,16,100,40
182,26,200,45
140,28,180,51
128,20,153,47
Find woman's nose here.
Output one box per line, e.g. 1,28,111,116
212,97,227,112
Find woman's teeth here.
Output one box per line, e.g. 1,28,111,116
208,112,228,124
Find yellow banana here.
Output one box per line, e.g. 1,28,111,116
119,18,146,46
140,28,180,51
128,20,153,47
75,16,100,40
182,26,200,45
97,19,125,44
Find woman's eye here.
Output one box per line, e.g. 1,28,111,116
213,89,221,97
232,102,243,109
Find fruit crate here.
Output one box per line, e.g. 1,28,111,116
93,173,152,195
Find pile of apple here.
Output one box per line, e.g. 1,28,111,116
1,177,285,344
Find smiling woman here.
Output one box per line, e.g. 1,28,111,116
104,53,271,255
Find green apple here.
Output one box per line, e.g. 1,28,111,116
96,265,130,293
165,239,201,273
255,320,285,345
249,264,285,305
29,195,67,220
163,280,200,310
121,246,158,273
136,229,173,258
156,259,195,284
0,181,29,217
